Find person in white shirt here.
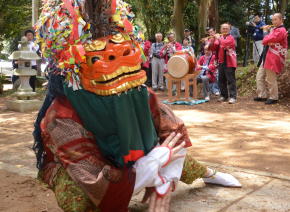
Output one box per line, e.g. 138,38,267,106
181,37,195,91
15,30,40,92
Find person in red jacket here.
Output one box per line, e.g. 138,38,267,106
209,24,237,104
190,45,216,101
142,38,155,87
254,13,288,104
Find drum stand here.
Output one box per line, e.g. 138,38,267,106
163,71,201,103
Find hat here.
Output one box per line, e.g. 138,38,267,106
184,29,190,32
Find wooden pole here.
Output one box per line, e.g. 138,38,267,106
32,0,39,27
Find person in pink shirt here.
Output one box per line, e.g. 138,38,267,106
209,24,237,104
207,27,220,96
142,37,155,87
254,13,288,104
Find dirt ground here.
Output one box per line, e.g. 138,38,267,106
0,169,62,212
0,85,289,211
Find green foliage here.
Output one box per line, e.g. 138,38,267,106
0,0,32,51
0,73,6,85
127,0,199,48
183,1,200,52
6,34,22,54
284,4,290,45
236,64,257,96
0,0,32,39
0,73,6,94
127,0,174,39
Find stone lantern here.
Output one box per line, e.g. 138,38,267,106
7,36,43,112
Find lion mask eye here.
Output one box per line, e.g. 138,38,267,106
92,56,100,64
86,55,103,67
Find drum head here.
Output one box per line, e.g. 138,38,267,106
167,55,189,78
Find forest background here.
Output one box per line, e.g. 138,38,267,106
0,0,289,60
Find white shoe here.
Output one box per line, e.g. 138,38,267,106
203,170,242,187
215,92,220,96
229,98,237,104
205,96,210,101
218,97,228,102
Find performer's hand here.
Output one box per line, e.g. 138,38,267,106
197,64,202,69
263,25,271,32
202,38,207,43
164,44,168,49
209,35,215,44
168,43,173,49
142,186,171,212
183,49,189,54
161,132,186,164
214,33,221,41
154,187,171,212
142,187,155,204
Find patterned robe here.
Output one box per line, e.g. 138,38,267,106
39,88,206,211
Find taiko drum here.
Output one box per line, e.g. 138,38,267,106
167,51,196,78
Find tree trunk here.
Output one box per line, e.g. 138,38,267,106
208,0,219,32
171,0,187,42
280,0,286,18
265,0,270,24
272,0,277,11
32,0,39,27
144,19,151,39
197,0,209,40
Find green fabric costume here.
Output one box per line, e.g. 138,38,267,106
64,84,158,167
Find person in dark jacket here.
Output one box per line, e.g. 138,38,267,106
251,13,266,63
228,21,240,52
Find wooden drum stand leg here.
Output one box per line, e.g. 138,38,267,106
185,75,190,102
193,74,198,101
167,77,173,102
176,81,181,99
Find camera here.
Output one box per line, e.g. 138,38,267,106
246,21,255,33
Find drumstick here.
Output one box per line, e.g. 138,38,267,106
260,25,275,29
198,34,227,42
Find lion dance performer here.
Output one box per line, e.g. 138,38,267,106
33,0,241,211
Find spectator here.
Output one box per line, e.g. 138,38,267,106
198,27,211,59
142,37,156,87
190,45,216,101
181,29,195,49
255,13,287,104
144,37,156,87
151,33,164,91
251,13,266,63
228,21,240,53
182,37,194,56
181,37,194,92
17,30,40,92
160,33,182,95
207,27,220,96
209,23,237,104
